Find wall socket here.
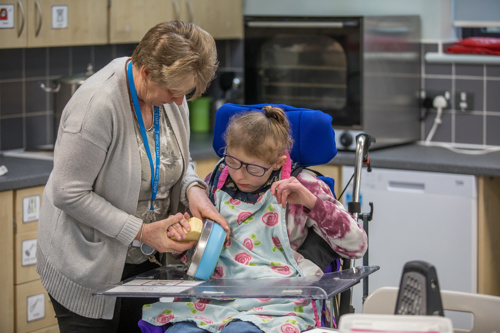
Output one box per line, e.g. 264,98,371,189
421,90,451,109
455,91,474,112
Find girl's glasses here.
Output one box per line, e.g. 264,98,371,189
223,152,274,177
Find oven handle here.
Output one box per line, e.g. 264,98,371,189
246,21,358,28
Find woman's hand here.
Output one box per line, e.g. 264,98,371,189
140,213,197,254
271,176,317,210
166,212,191,241
187,185,230,239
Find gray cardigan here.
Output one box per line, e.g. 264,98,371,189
36,57,203,319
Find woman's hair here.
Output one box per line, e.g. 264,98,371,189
131,21,218,101
224,106,294,164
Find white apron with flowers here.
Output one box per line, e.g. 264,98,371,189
142,176,321,333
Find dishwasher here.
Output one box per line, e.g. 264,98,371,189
342,166,477,329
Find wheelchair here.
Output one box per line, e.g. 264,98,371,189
96,103,378,332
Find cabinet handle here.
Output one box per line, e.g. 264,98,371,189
35,0,42,37
185,0,193,23
17,0,25,37
171,0,180,21
388,181,425,193
246,21,358,28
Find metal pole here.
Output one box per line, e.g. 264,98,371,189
351,135,366,221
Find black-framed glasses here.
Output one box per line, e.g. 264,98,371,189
223,151,274,177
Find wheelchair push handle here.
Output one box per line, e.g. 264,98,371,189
351,134,376,220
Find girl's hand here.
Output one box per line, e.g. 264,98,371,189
166,212,191,241
187,185,231,240
271,176,317,210
141,213,197,254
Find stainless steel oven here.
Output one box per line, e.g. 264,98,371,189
244,15,421,150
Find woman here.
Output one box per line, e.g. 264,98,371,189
36,21,228,332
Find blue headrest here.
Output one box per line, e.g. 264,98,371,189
212,103,337,166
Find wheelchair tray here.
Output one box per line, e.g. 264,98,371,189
94,265,379,299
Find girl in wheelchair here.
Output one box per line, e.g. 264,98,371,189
141,105,367,333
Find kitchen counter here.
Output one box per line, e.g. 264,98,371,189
332,143,500,177
1,137,500,192
0,156,53,192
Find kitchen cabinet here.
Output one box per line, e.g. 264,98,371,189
0,186,56,332
0,191,14,333
109,0,176,44
0,0,107,49
0,0,27,48
477,176,500,296
194,157,220,180
308,164,342,198
109,0,243,44
177,0,243,40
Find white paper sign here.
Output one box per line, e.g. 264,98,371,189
22,239,37,266
107,279,202,294
23,195,40,223
27,293,45,322
0,5,14,29
52,5,68,29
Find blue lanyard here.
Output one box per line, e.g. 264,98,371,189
127,61,160,211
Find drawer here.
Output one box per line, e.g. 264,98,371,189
15,280,57,333
15,186,44,234
15,231,39,285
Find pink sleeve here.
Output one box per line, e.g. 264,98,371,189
291,170,367,259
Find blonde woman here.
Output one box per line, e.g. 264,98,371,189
36,21,228,332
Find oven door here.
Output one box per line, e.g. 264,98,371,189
244,16,362,129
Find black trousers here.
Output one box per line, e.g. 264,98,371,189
50,258,160,333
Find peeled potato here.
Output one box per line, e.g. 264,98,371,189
171,217,204,242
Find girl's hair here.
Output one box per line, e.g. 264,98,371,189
131,21,218,101
224,106,294,164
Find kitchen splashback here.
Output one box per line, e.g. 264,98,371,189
0,40,243,152
0,41,500,151
421,43,500,147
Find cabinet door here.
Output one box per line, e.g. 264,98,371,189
308,164,342,198
26,0,107,47
15,279,57,333
0,0,28,48
477,176,500,296
186,0,242,39
0,191,14,333
15,230,39,285
194,157,219,180
14,185,44,234
109,0,176,44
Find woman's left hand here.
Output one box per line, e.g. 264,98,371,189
187,185,231,239
271,176,317,210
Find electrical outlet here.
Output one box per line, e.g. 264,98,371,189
455,91,474,112
421,90,451,109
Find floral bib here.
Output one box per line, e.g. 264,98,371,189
142,174,321,332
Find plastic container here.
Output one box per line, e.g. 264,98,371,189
187,220,226,280
188,97,212,133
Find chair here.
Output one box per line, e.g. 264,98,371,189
212,103,337,166
212,103,350,327
363,286,500,333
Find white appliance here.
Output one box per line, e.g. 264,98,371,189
342,166,477,329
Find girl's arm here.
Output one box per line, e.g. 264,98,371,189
274,169,367,259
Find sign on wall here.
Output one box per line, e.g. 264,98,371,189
0,5,14,29
52,5,68,29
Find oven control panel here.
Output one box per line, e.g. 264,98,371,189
334,129,364,151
